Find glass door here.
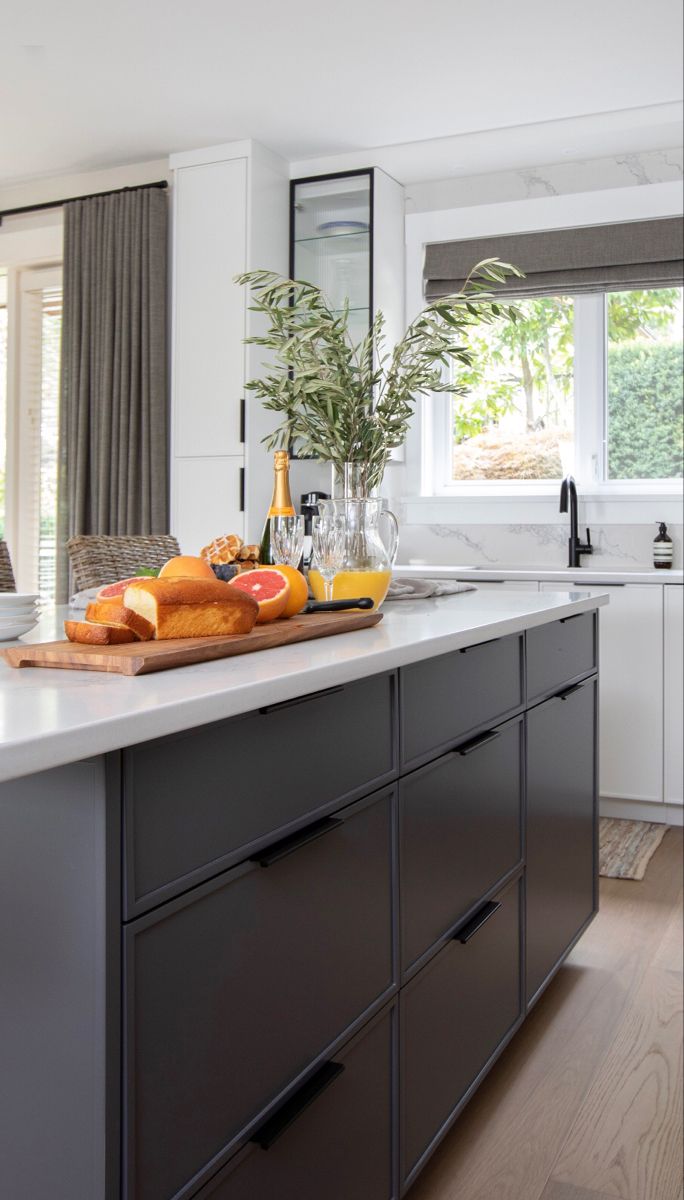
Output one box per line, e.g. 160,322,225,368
291,170,372,349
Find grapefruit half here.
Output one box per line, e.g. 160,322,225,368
228,568,290,623
97,577,152,599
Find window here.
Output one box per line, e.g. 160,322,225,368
435,286,683,492
1,264,62,597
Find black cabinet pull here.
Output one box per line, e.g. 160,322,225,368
239,467,245,513
250,1060,345,1150
239,396,246,443
259,685,344,715
559,612,585,623
454,900,501,944
556,681,585,702
455,730,501,756
249,816,342,868
459,638,496,654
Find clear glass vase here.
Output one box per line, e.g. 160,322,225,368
331,461,378,501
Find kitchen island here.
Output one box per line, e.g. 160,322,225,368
0,590,607,1200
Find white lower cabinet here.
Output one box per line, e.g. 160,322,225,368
466,581,540,591
664,586,683,807
173,457,244,556
540,583,664,805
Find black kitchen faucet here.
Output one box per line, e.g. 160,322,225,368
559,475,593,568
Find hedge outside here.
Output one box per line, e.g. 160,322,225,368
607,342,683,480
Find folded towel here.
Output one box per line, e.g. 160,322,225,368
69,586,101,611
386,577,477,601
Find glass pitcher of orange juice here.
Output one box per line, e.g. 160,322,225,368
308,497,399,610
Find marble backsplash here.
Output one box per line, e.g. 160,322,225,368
395,523,683,571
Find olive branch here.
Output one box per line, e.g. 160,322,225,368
236,258,523,492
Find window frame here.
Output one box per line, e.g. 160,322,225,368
401,183,684,521
427,288,682,499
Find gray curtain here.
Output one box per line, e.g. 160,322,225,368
424,216,684,300
56,186,168,600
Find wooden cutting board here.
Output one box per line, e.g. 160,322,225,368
2,610,383,677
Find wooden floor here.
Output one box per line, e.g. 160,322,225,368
408,828,683,1200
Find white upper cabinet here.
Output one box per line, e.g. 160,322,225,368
172,158,247,459
169,140,289,550
664,586,683,806
541,583,664,804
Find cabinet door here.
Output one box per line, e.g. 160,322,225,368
526,677,597,1005
172,455,244,554
664,587,683,806
400,878,521,1187
540,584,663,803
400,715,522,972
173,158,246,458
195,1007,395,1200
123,790,394,1200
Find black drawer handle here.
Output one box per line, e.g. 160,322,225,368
458,638,497,654
453,900,501,944
250,1060,345,1150
455,729,501,756
559,612,587,623
259,685,344,715
249,816,342,868
556,682,585,701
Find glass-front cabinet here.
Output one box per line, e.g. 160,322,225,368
290,167,404,351
291,169,372,348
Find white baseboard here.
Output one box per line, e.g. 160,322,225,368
600,796,684,827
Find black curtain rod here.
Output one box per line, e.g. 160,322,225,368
0,179,168,224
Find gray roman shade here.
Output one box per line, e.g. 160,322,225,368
424,217,684,300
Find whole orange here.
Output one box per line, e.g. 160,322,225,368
158,555,216,580
268,564,309,617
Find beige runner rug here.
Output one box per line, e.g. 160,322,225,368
599,817,668,880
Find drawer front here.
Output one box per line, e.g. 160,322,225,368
400,635,523,767
124,790,394,1200
526,611,596,702
400,716,522,971
400,878,521,1186
526,678,597,1004
124,670,396,915
195,1006,395,1200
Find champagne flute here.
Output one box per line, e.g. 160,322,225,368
312,515,346,602
271,515,305,568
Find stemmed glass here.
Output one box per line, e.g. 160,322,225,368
312,515,346,602
271,515,305,567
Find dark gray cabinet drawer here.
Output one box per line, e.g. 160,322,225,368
400,715,523,972
526,611,596,702
194,1006,396,1200
400,635,523,767
400,877,521,1187
123,671,396,915
123,789,395,1200
526,677,597,1004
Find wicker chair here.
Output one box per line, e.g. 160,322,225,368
0,541,17,592
66,534,181,591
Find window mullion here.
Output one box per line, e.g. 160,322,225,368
573,292,605,486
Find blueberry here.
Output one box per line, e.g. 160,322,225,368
211,563,238,582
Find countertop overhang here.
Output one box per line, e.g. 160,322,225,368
0,591,608,784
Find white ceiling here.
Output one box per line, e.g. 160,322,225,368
3,0,683,188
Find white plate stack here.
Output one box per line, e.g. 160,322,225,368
0,593,41,641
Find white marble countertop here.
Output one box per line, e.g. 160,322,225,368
0,591,608,784
395,564,683,585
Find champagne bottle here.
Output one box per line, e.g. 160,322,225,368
259,450,296,565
